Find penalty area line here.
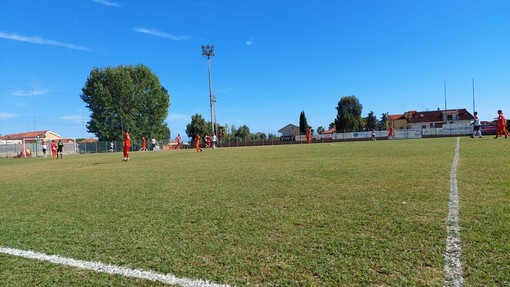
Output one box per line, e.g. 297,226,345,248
444,137,463,287
0,246,231,287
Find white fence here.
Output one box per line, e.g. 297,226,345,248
297,126,474,142
0,141,77,158
1,125,480,158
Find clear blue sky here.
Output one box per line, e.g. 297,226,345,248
1,0,509,140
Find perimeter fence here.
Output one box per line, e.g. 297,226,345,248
1,126,495,158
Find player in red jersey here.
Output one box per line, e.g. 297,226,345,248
123,131,131,161
195,133,202,152
494,110,509,139
387,126,394,140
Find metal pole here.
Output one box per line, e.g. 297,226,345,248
472,78,475,114
207,58,215,135
444,81,449,135
202,45,216,136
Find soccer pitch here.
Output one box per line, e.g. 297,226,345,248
1,137,509,286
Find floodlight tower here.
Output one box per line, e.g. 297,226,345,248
201,45,216,136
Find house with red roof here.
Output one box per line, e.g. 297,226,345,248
0,130,66,142
406,109,474,130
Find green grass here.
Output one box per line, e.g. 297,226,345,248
0,137,509,286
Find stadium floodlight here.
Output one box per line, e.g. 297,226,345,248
201,45,216,136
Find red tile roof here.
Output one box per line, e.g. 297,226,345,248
388,114,405,121
78,138,98,143
323,127,336,134
0,130,49,140
408,109,473,123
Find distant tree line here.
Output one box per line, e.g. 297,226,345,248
79,65,390,142
300,95,391,136
185,114,278,144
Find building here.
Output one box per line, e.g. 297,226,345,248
278,124,300,136
388,113,409,130
278,124,300,141
0,130,63,141
406,109,474,130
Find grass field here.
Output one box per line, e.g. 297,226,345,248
1,137,509,286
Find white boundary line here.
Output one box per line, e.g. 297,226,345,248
0,246,231,287
444,137,463,286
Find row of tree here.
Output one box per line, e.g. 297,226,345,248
185,114,278,142
299,96,390,136
79,65,389,142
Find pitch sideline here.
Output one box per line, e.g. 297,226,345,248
0,246,231,287
444,137,463,286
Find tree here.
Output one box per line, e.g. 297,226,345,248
235,125,251,140
379,112,389,130
359,117,367,131
254,132,267,140
185,114,209,144
335,95,363,132
317,126,325,134
267,133,277,139
216,125,226,141
299,111,309,135
80,64,170,141
365,111,378,130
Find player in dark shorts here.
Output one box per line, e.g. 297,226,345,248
57,140,64,159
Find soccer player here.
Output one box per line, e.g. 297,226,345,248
494,110,509,139
123,131,131,161
306,127,311,143
57,140,64,159
151,138,157,151
388,126,394,140
204,134,211,148
41,141,48,158
141,137,147,151
470,112,482,138
175,134,182,150
195,133,202,152
50,140,57,159
211,133,217,149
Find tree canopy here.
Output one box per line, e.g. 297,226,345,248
335,95,363,132
185,114,209,143
299,111,309,135
365,111,378,130
379,112,389,130
235,125,251,140
80,64,170,141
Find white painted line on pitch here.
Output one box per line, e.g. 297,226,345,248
0,246,231,287
444,137,463,287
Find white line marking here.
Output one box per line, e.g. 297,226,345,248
444,137,463,286
0,246,231,287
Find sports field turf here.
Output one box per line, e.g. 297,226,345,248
1,137,509,286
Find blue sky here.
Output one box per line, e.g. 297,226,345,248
1,0,509,140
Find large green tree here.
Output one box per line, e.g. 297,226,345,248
80,64,170,141
365,111,378,131
235,125,251,140
379,112,389,130
185,114,209,144
299,111,309,135
335,95,363,132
